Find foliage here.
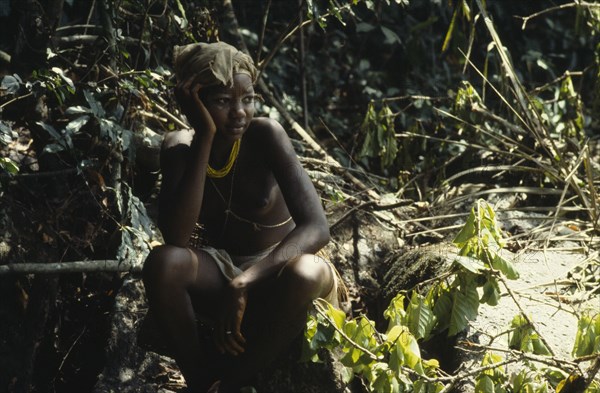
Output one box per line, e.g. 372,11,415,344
507,314,550,356
264,0,600,221
358,101,398,173
304,199,600,392
572,311,600,358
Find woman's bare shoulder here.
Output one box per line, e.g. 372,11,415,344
162,129,194,151
247,117,286,141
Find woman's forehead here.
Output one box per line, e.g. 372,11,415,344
208,74,254,94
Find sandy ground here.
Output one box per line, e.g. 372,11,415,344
467,246,598,379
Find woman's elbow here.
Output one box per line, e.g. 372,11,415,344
316,223,331,249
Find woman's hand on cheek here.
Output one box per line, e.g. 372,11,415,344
174,78,216,136
215,280,247,356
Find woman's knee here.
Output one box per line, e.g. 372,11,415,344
279,254,332,300
142,244,196,288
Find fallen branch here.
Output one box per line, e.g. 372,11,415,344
330,199,412,231
0,260,141,275
458,341,580,372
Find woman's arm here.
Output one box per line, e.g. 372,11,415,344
232,118,330,290
158,80,216,246
214,117,329,356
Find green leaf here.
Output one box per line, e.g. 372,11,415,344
480,352,505,379
489,253,519,279
1,74,22,94
356,22,376,33
453,207,477,246
508,314,550,355
43,143,66,154
572,312,599,357
64,115,90,135
84,89,105,117
441,2,460,53
384,293,407,332
508,314,528,349
448,286,479,336
475,375,495,393
399,331,424,373
454,255,486,274
0,157,19,174
432,287,453,332
406,292,436,340
37,121,62,141
380,26,401,45
65,105,92,115
480,277,501,306
530,334,551,356
327,302,347,329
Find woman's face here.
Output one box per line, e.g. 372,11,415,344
201,73,256,141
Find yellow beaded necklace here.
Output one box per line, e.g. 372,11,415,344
207,139,241,178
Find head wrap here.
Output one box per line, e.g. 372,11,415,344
173,41,258,87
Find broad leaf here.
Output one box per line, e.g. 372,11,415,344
407,292,436,340
453,255,485,274
432,288,453,332
453,207,476,246
489,253,519,279
448,286,479,336
475,375,495,393
480,277,501,306
328,302,347,329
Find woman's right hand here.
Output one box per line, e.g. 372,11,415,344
174,78,216,136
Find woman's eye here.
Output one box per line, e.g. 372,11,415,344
215,97,230,105
242,96,255,105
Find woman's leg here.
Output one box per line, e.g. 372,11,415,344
219,253,334,391
142,244,227,392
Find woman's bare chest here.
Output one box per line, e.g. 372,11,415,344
200,153,281,223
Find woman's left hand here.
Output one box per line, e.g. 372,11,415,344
215,281,248,356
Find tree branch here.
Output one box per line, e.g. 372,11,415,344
0,260,141,275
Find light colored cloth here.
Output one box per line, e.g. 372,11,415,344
199,244,343,309
173,41,258,87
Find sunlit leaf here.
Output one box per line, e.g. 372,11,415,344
453,255,485,274
490,253,519,279
572,312,599,357
65,116,90,135
0,157,19,174
407,292,436,340
328,302,347,329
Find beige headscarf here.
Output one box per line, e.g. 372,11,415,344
173,41,258,87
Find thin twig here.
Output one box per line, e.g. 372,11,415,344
152,101,189,129
517,1,600,30
496,274,556,357
312,299,381,361
458,341,580,372
0,92,33,109
329,200,412,231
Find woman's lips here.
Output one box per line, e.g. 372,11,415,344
227,124,246,133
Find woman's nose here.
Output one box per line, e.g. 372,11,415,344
229,102,245,118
